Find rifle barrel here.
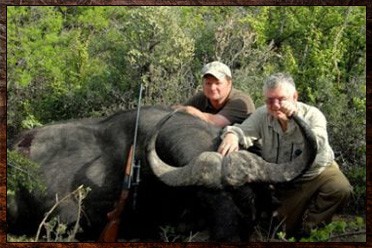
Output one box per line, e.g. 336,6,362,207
129,84,143,188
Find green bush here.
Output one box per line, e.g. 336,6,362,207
7,150,46,194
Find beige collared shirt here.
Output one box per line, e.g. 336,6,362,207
222,102,335,178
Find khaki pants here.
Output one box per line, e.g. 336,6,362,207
275,161,353,237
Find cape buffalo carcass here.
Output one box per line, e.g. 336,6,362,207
7,106,317,241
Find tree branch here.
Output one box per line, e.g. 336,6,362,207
35,185,86,242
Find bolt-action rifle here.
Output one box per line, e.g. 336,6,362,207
98,84,143,242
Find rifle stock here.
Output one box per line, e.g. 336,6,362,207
98,145,134,242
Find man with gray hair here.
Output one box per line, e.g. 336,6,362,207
218,72,352,239
177,61,255,127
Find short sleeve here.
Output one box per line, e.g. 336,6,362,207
184,91,207,111
218,91,255,124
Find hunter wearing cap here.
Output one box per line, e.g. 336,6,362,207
177,61,255,127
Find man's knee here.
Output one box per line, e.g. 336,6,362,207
334,181,353,204
321,164,353,203
319,178,353,211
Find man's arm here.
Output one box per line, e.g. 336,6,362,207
218,107,263,156
177,105,231,127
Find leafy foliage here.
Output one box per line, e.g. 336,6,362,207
7,150,46,194
276,216,365,242
344,166,366,214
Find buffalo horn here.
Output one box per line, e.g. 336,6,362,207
147,112,317,188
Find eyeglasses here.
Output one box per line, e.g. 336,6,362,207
265,97,287,105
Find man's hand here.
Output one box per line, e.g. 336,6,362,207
279,100,297,117
217,133,239,156
275,100,297,131
274,100,297,121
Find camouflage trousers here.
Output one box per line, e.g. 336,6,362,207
274,161,353,238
